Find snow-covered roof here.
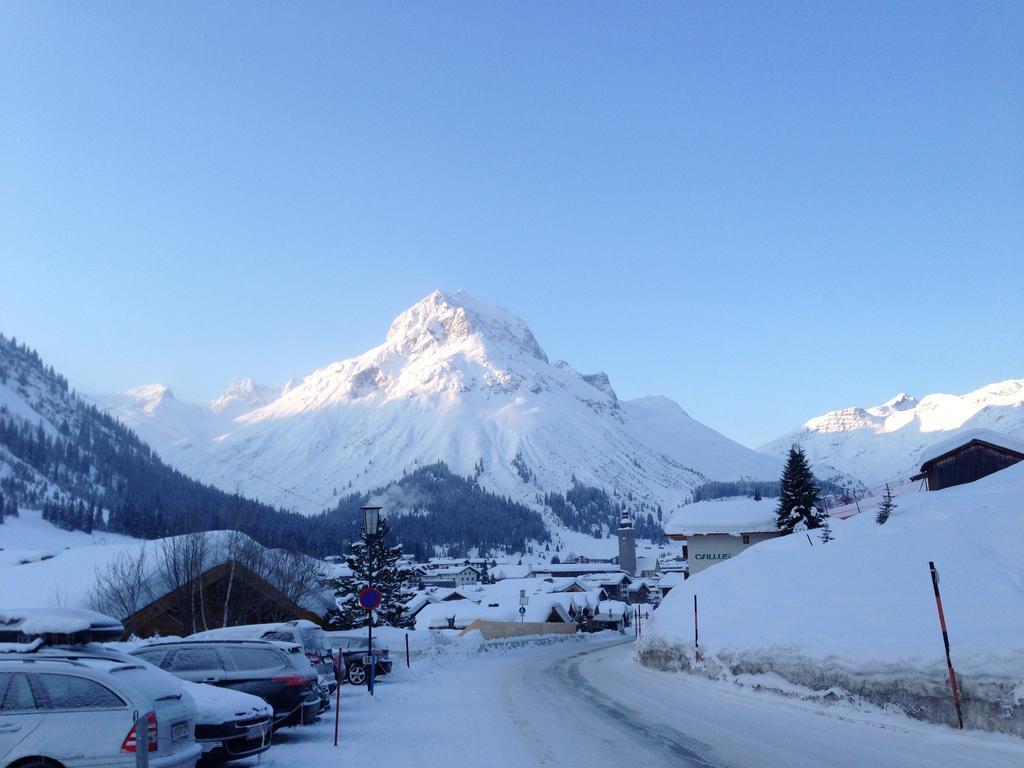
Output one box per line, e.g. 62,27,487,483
918,428,1024,468
0,530,333,622
658,572,687,588
664,497,777,537
530,563,624,575
491,564,531,580
427,565,481,576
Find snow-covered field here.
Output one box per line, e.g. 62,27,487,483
0,508,138,568
223,634,1024,767
639,463,1024,735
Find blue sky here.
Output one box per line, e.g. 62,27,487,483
1,2,1021,447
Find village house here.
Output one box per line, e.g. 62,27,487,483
420,565,482,588
664,497,780,577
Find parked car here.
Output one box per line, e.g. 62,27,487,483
23,645,273,765
325,633,392,686
0,607,202,768
130,639,321,729
189,620,338,705
181,681,272,763
0,655,201,768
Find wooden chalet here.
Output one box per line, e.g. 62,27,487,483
124,561,325,638
911,430,1024,491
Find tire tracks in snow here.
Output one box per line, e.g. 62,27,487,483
502,638,725,768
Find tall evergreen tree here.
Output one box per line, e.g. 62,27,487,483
876,483,896,525
327,519,414,630
775,445,824,533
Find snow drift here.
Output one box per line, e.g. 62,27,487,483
637,462,1024,736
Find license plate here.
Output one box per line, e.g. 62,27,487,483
245,725,266,741
172,721,190,741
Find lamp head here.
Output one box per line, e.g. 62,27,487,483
361,506,382,537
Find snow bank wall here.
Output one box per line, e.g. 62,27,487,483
461,620,577,640
637,639,1024,736
639,465,1024,737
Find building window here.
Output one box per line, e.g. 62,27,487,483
742,535,750,544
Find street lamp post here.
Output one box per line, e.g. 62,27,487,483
361,506,381,696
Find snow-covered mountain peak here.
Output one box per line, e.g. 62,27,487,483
210,377,279,415
93,291,784,514
121,384,174,412
761,378,1024,485
879,393,917,411
384,290,548,364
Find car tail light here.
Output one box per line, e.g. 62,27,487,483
272,675,314,687
122,712,158,753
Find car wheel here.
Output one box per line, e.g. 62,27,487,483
10,760,65,768
347,663,367,686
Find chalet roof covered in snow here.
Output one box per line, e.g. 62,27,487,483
664,497,777,538
917,428,1024,468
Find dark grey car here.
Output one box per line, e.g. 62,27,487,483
131,640,321,730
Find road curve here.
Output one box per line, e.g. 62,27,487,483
499,637,1024,768
502,637,724,767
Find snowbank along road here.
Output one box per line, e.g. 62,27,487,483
254,637,1024,768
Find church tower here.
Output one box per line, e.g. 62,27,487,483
617,510,637,576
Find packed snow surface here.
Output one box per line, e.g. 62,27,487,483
219,635,1024,768
761,379,1024,484
92,290,782,513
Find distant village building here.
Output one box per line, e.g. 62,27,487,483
664,497,780,577
911,429,1024,491
420,565,481,589
617,510,637,576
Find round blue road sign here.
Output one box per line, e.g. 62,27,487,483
359,587,382,611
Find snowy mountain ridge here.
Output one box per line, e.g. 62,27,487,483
94,290,783,515
760,379,1024,485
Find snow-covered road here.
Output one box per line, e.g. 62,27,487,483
254,636,1024,768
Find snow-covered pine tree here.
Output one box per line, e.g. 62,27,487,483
328,519,415,630
819,512,834,543
775,444,824,533
876,483,896,525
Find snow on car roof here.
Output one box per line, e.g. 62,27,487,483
0,608,123,640
664,497,778,537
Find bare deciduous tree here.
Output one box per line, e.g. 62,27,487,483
88,545,153,635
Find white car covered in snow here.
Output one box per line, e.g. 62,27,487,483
181,681,273,762
0,654,201,768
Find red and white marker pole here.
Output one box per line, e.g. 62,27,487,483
693,594,702,663
929,561,964,729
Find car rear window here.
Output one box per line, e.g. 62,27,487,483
37,673,125,710
263,631,293,642
301,628,328,654
132,649,167,667
0,672,36,711
168,648,222,672
224,647,286,671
